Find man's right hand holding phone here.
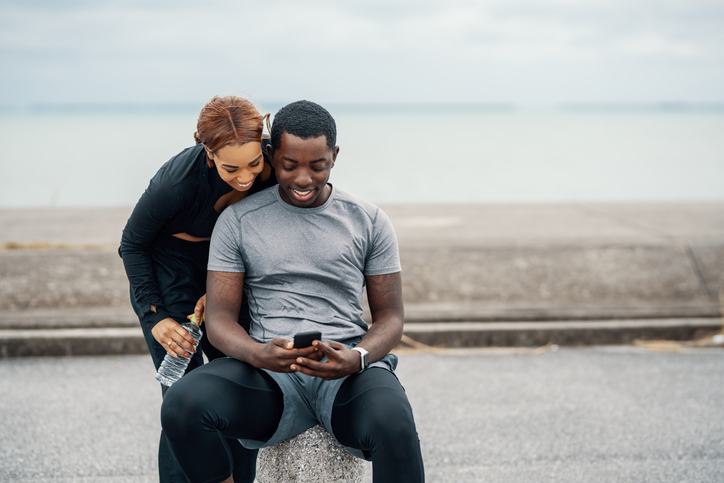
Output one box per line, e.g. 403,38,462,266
249,331,324,373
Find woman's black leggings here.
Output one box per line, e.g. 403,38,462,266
161,358,424,483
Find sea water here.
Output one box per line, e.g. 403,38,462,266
1,105,722,208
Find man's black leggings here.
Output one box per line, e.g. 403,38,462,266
161,358,425,483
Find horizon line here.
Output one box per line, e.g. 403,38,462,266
1,100,724,114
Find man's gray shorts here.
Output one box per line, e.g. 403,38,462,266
237,348,398,460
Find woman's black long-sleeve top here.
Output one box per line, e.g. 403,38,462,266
119,141,275,331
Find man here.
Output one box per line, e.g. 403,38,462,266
162,100,425,483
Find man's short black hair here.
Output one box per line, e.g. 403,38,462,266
270,100,337,150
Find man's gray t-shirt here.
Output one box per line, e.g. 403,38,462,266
208,185,401,343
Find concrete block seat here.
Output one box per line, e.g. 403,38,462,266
256,425,364,482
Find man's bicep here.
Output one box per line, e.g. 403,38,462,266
206,270,245,320
365,272,404,317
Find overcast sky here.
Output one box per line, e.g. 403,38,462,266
1,0,723,106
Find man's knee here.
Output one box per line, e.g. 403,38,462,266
161,378,201,436
334,369,419,445
364,387,419,447
160,369,220,437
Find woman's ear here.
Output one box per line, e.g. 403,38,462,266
205,149,214,168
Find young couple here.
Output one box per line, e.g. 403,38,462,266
120,97,424,483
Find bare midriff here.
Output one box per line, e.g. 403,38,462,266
172,233,211,242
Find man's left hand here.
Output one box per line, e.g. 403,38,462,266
291,340,361,380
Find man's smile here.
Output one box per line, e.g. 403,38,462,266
292,188,314,201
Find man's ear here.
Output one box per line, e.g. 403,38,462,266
331,146,339,168
266,144,276,167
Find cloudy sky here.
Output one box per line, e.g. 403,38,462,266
1,0,723,107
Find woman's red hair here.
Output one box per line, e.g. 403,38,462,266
194,96,268,153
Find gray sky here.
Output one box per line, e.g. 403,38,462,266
1,0,723,106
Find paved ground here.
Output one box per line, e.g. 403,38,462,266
1,204,723,481
2,204,723,323
1,346,723,482
0,203,723,356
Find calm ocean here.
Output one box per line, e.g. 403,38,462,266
1,105,723,208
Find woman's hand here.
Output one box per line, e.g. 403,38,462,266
291,341,361,380
151,318,197,359
187,294,206,325
250,338,322,373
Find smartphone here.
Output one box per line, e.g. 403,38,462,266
293,331,322,349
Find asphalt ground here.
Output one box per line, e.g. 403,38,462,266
2,202,723,482
1,346,723,483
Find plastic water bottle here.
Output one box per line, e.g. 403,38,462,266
155,317,203,387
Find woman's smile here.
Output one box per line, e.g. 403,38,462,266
234,178,255,191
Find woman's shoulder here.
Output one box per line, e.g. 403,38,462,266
142,145,207,208
156,144,207,184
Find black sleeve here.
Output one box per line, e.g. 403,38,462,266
119,173,184,330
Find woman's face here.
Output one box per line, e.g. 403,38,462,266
207,142,264,191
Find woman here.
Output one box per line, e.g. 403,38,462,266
119,95,274,483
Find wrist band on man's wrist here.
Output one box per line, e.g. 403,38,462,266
352,346,369,373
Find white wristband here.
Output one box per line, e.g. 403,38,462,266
352,347,369,373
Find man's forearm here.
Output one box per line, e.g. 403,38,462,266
360,272,405,363
206,270,258,362
207,312,260,363
358,311,404,363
